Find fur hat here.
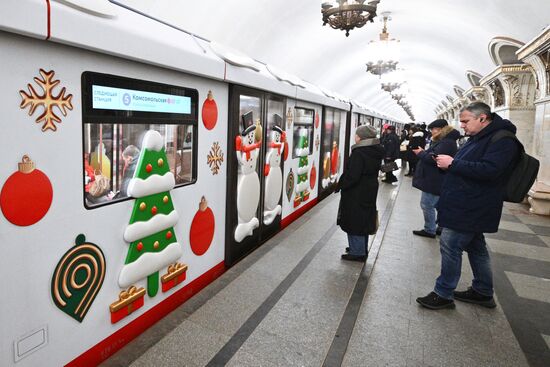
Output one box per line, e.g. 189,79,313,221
355,125,378,140
428,119,448,129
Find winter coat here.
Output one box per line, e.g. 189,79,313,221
406,131,426,164
382,132,400,160
412,126,460,195
437,113,519,233
337,141,385,235
119,160,138,197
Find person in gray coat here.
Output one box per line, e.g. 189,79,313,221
337,125,384,262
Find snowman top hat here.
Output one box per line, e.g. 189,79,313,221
242,124,257,136
272,125,284,135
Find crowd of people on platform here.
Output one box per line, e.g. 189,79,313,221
337,101,521,311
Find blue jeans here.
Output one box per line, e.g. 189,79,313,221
434,228,494,300
347,234,368,256
420,192,439,235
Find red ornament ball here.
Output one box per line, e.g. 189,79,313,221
202,91,218,130
189,197,215,256
151,206,158,215
0,157,53,226
310,165,317,190
137,242,144,251
315,112,320,129
166,231,172,239
146,164,153,173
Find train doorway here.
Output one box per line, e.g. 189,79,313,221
225,85,287,266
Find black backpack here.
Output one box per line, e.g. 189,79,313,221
490,130,540,203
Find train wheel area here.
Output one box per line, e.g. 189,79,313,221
99,170,549,367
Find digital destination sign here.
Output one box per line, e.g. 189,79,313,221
92,85,191,114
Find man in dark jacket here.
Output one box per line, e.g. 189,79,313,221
337,125,384,261
381,125,400,183
411,119,459,238
417,102,519,310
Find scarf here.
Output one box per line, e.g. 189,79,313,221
351,138,380,151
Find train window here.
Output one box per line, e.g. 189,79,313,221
238,94,262,171
292,107,314,159
81,72,198,209
322,108,343,156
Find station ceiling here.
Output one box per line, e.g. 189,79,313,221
122,0,549,122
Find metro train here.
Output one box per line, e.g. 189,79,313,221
0,2,402,366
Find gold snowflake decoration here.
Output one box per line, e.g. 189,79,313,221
19,69,73,132
286,107,293,129
207,142,224,175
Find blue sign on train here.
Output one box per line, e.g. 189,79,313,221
92,85,191,114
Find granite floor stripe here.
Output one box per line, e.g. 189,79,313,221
100,198,334,367
527,224,550,237
486,229,548,247
205,222,339,366
505,271,550,304
487,239,550,262
322,181,401,367
491,251,550,367
501,213,523,223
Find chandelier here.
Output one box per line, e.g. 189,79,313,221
390,84,408,102
365,12,399,76
321,0,380,37
380,68,404,92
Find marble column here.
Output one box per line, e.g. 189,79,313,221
517,26,550,215
481,65,537,154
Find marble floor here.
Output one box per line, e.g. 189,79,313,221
101,173,550,367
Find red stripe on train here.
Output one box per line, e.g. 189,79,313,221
65,261,226,367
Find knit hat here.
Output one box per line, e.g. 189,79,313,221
428,119,448,129
355,125,378,140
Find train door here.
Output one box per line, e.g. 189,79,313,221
225,85,286,266
318,107,343,201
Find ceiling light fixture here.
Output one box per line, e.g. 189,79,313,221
365,11,399,77
321,0,380,37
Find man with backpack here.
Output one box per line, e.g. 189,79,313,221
416,102,521,310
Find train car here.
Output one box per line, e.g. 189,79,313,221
0,2,376,366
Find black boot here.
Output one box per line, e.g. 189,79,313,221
454,287,496,308
341,253,367,262
416,292,455,310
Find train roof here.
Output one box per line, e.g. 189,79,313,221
0,0,357,113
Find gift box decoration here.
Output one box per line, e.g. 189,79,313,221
293,196,302,208
109,286,146,324
303,191,310,201
161,263,188,292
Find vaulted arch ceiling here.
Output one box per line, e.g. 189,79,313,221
122,0,549,122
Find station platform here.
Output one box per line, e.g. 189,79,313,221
101,172,550,367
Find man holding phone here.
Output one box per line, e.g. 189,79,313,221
411,119,459,238
417,102,520,310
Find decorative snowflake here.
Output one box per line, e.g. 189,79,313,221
286,107,293,129
19,69,73,132
207,142,224,175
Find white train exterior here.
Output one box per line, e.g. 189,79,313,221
0,1,400,366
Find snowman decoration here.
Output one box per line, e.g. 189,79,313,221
263,125,286,225
234,121,262,242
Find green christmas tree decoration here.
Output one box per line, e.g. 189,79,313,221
294,128,310,207
119,130,184,297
